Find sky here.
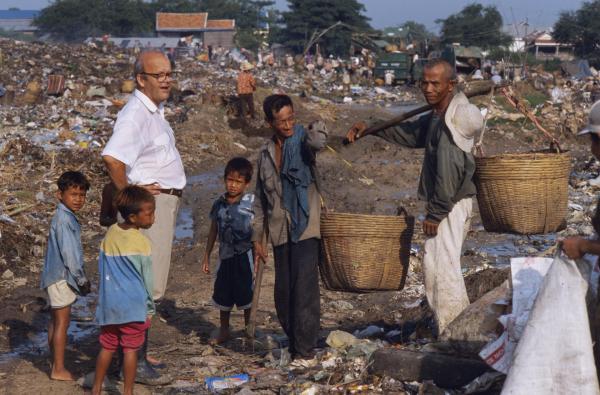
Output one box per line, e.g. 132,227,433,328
2,0,586,32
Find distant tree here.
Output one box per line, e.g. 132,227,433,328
34,0,153,41
553,1,600,65
437,3,511,49
382,21,433,42
149,0,198,13
35,0,276,48
278,0,371,55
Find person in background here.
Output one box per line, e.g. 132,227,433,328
237,62,257,119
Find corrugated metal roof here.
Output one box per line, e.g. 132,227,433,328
0,10,39,19
107,37,181,49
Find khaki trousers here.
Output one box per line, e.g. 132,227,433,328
423,198,472,333
141,193,180,300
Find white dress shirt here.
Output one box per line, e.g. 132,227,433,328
102,90,186,189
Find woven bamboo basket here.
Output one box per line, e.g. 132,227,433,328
474,151,571,234
319,211,415,292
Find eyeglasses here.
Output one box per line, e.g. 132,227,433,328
140,71,175,82
273,114,296,126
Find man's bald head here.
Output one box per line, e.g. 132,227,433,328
133,50,169,80
420,59,456,111
133,50,172,105
423,59,456,83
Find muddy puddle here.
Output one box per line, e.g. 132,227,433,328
175,206,194,242
175,167,224,244
0,292,97,365
464,231,557,267
0,167,228,366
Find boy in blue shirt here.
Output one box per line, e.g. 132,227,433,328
40,171,91,381
201,157,255,344
91,186,156,395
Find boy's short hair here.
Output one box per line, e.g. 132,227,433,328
263,94,293,123
114,185,155,220
57,171,90,192
224,157,253,182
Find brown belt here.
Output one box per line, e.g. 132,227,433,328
159,188,183,198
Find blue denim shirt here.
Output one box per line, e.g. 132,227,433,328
40,203,88,292
210,193,255,260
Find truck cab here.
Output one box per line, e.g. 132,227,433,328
374,52,412,83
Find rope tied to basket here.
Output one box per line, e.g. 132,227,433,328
474,86,496,158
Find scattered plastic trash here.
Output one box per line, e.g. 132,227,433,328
326,330,359,349
205,374,249,391
353,325,384,339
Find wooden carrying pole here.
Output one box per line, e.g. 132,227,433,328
246,233,268,339
343,82,507,144
245,260,264,338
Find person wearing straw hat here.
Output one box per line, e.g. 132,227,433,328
345,59,483,334
237,61,256,119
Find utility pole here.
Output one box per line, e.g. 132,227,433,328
522,18,529,79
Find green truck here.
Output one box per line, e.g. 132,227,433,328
440,45,483,75
373,52,413,83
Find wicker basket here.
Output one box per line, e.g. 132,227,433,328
474,151,571,234
319,211,415,292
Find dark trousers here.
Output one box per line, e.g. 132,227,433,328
273,238,320,356
238,93,255,118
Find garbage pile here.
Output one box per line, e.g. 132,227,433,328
200,54,420,106
0,38,240,296
0,39,211,153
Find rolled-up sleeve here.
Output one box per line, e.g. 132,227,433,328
102,119,145,166
305,121,328,151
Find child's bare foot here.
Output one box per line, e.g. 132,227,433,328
50,366,74,381
210,329,231,345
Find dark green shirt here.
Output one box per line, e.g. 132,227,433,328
374,111,476,222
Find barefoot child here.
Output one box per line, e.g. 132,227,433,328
201,157,255,343
40,171,91,381
91,186,156,395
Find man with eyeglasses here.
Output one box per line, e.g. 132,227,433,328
345,59,480,335
102,50,185,384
